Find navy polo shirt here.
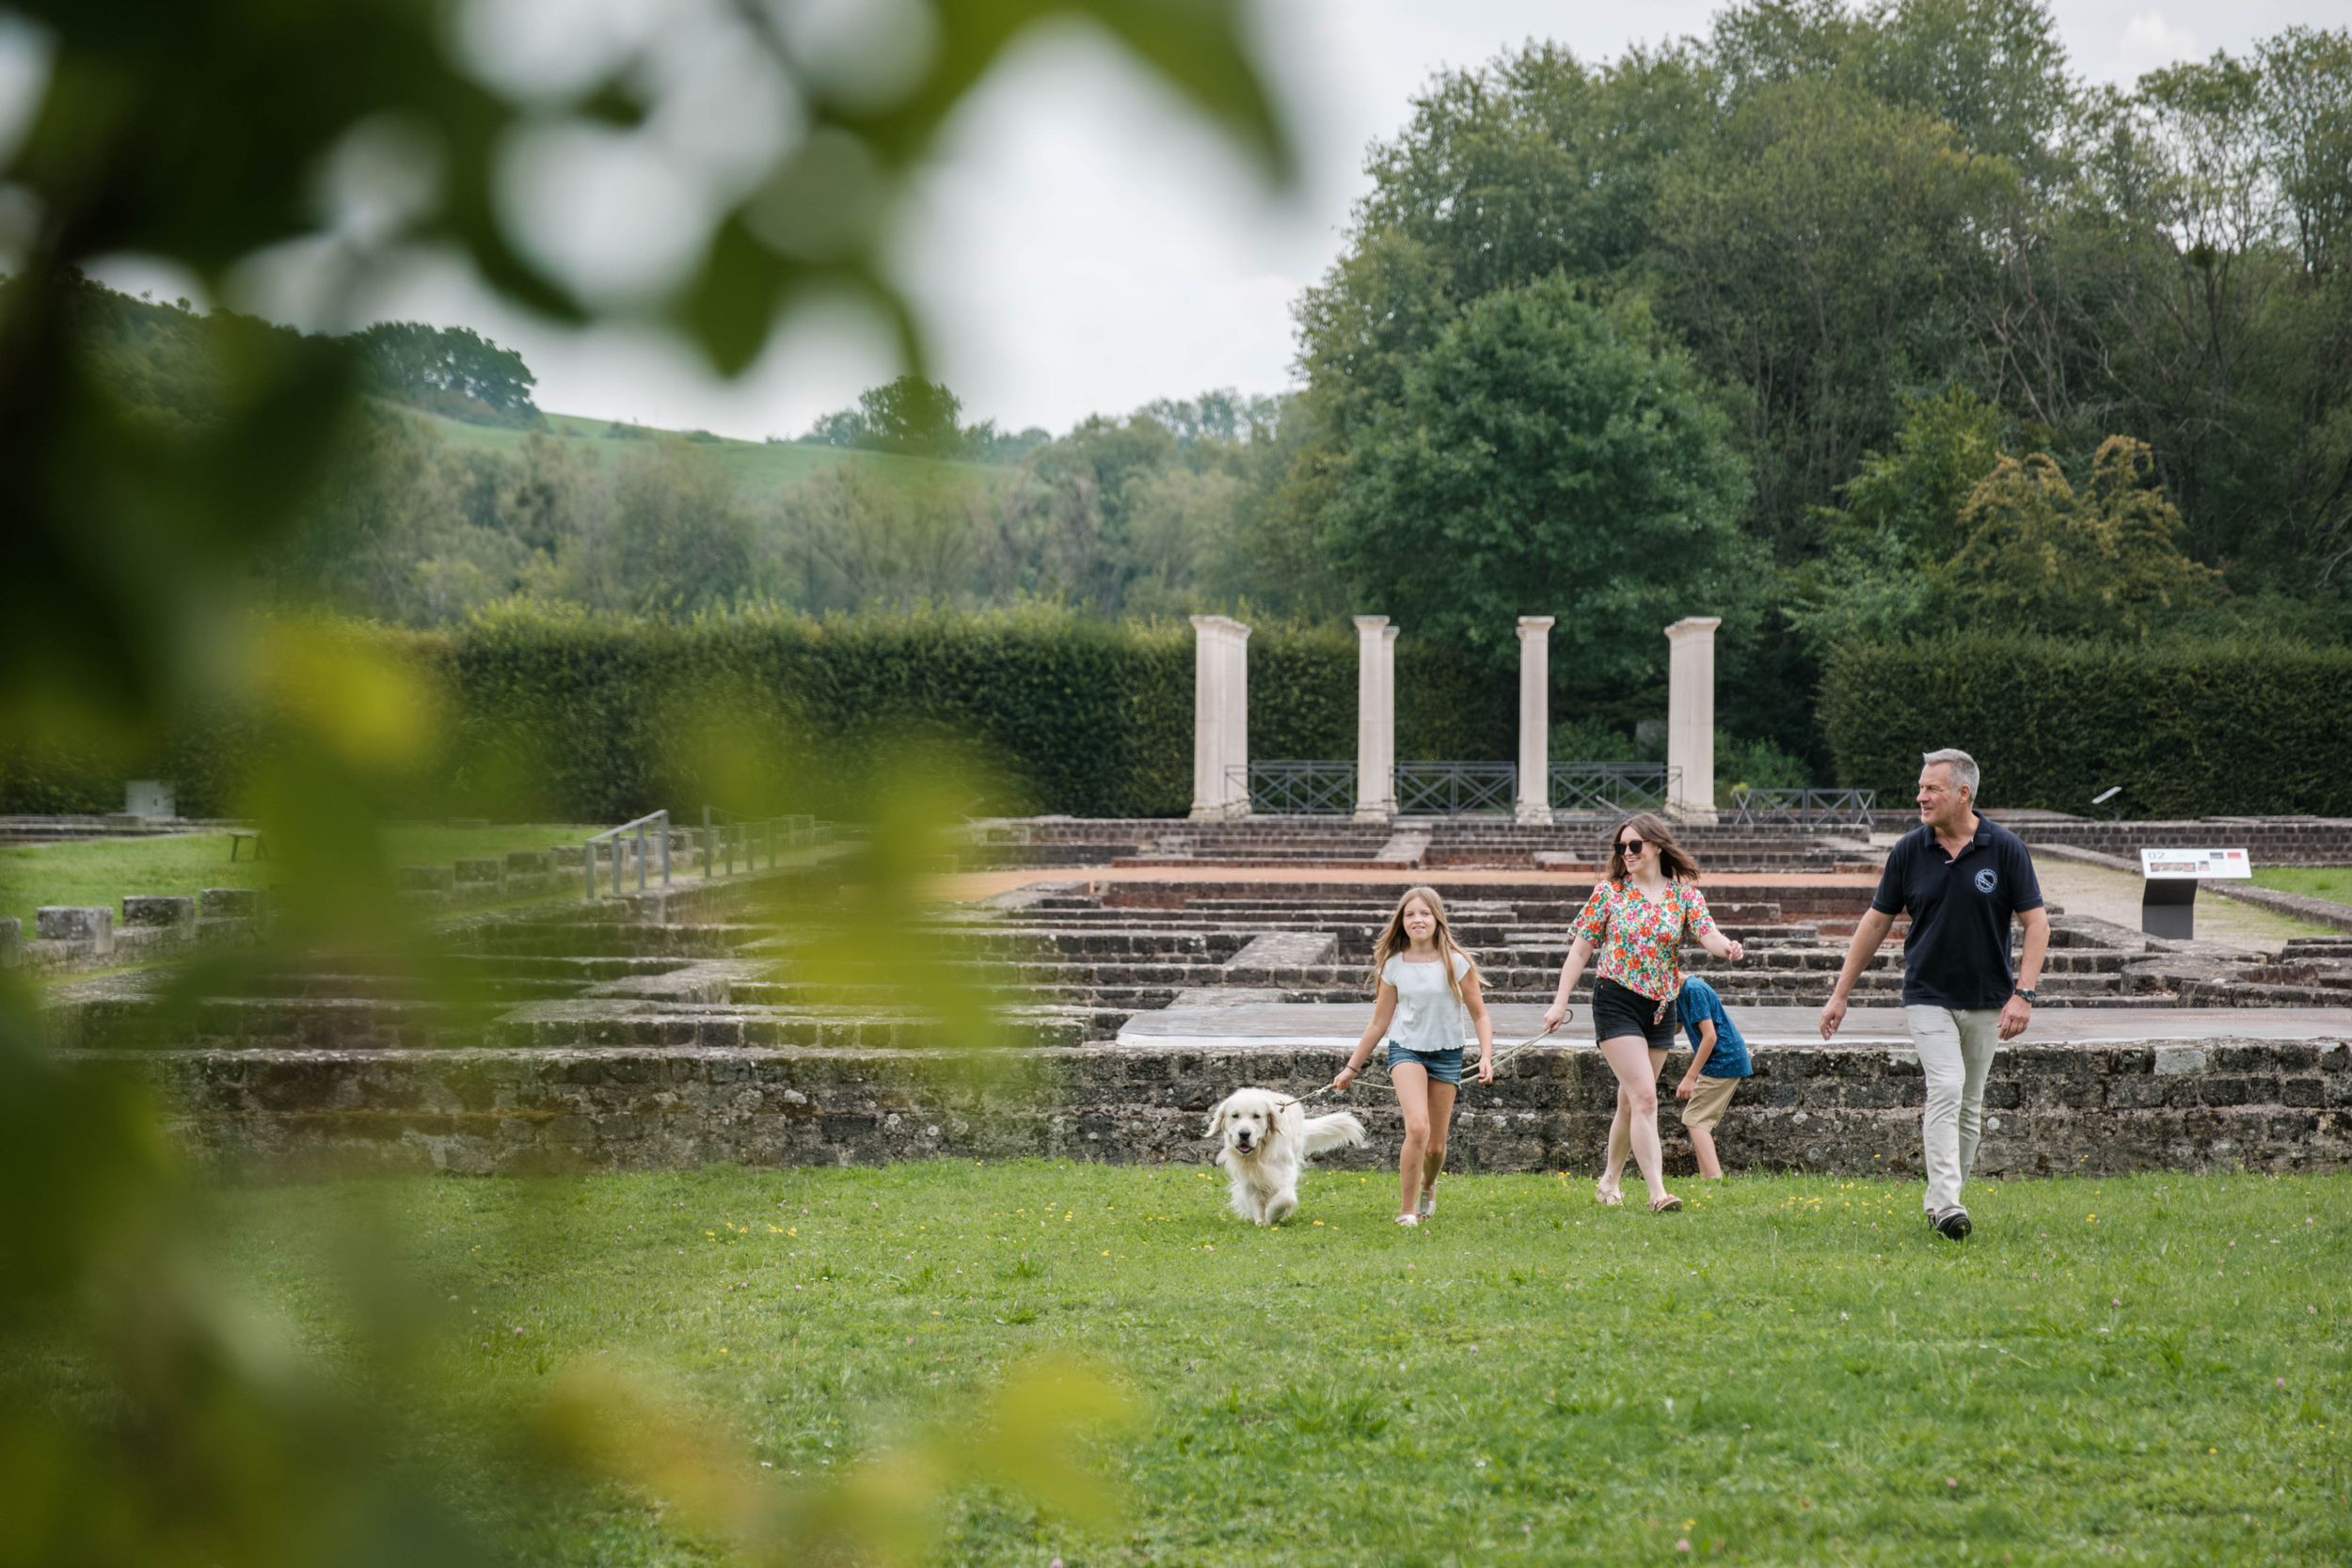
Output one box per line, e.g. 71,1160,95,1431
1870,816,2043,1010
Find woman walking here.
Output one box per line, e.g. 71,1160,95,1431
1541,813,1744,1212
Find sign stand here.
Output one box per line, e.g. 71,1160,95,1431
2138,847,2252,941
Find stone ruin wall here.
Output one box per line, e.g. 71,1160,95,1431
119,1035,2352,1180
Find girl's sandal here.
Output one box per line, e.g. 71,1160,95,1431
1648,1194,1683,1214
1394,1212,1420,1227
1594,1182,1625,1208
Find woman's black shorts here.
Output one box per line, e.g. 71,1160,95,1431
1592,974,1679,1050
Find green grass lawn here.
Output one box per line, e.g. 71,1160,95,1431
215,1164,2347,1566
0,823,600,931
2253,866,2352,908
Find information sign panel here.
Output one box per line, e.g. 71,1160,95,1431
2138,847,2252,880
2139,847,2251,940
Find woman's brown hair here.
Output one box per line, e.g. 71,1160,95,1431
1605,812,1702,883
1368,884,1480,1003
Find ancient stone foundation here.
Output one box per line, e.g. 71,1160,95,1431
114,1034,2350,1179
41,816,2352,1181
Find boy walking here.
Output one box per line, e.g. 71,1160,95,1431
1673,974,1749,1178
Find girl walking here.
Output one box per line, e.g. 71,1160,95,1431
1541,813,1744,1212
1331,885,1494,1227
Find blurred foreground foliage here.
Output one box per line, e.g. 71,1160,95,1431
0,0,1292,1560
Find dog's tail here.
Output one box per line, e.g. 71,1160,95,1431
1301,1112,1368,1157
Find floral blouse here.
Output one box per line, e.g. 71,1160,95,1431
1575,879,1717,1003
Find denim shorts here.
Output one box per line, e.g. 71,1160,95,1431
1386,1039,1465,1085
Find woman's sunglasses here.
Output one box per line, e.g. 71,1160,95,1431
1616,837,1647,855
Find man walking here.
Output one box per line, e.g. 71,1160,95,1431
1820,749,2049,1240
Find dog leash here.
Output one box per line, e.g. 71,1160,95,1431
1278,1017,1566,1109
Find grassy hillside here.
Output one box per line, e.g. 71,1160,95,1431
404,404,1014,499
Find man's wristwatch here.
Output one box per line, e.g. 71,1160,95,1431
2011,987,2039,1005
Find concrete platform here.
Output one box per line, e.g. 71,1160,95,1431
1117,1002,2352,1052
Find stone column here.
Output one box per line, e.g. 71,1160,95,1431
1354,615,1394,820
1189,615,1229,820
1516,616,1554,825
1228,618,1251,818
1375,624,1402,818
1665,616,1722,823
1189,615,1252,820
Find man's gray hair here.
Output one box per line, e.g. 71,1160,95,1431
1921,748,1979,797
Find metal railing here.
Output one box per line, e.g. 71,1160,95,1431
1549,762,1677,815
1394,761,1518,816
1232,761,1354,816
1729,786,1877,830
585,810,670,898
702,806,833,877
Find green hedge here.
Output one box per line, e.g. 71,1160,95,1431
1,609,1517,822
1821,636,2352,816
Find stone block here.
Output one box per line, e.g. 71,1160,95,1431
37,907,113,955
396,865,454,893
199,887,264,919
2153,1046,2209,1076
505,850,556,875
0,917,18,969
121,895,197,930
453,858,503,885
552,846,589,868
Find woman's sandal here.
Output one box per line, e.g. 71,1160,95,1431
1648,1194,1683,1213
1394,1212,1420,1227
1594,1182,1625,1208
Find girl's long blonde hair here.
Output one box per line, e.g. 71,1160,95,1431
1368,884,1479,1003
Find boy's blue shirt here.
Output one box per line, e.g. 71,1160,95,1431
1678,976,1751,1078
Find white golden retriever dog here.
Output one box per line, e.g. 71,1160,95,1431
1205,1087,1367,1226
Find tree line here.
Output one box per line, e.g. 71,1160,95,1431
37,0,2352,773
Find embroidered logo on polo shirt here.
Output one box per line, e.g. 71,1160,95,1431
1974,868,1997,895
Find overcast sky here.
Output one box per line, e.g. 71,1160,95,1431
42,0,2347,439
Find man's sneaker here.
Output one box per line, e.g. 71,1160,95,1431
1931,1206,1972,1241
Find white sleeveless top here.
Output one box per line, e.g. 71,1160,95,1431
1382,950,1473,1053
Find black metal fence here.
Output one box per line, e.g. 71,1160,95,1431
1549,763,1677,815
1393,761,1518,816
1728,786,1877,830
1233,761,1356,816
1238,760,1716,817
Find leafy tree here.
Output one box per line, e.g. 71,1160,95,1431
1831,387,2010,559
856,374,965,455
778,467,986,610
805,407,868,448
1948,436,2223,635
1651,76,2017,556
350,321,541,426
591,440,756,615
961,418,1053,464
1855,0,2078,184
1117,465,1250,617
1327,277,1756,679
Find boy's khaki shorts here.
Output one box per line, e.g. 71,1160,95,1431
1680,1074,1740,1131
